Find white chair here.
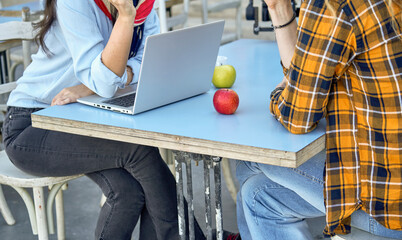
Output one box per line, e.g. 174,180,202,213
155,0,190,33
203,0,242,44
190,0,242,44
0,3,43,82
0,7,83,240
0,152,82,240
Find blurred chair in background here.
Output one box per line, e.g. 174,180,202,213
155,0,190,33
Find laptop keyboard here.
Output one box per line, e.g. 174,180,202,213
103,93,136,107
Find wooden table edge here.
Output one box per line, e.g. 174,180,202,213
32,114,325,168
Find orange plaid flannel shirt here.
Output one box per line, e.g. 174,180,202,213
270,0,402,236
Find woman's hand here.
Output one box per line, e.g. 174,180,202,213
51,84,94,106
108,0,136,20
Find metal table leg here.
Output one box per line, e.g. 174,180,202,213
186,159,195,240
172,151,224,240
213,157,223,240
173,151,186,240
204,158,213,240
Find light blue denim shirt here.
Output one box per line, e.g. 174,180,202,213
8,0,160,108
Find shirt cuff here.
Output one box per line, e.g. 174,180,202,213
92,52,127,90
280,60,289,76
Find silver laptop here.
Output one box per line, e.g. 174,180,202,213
77,20,225,115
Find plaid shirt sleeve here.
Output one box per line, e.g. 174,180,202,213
270,0,355,134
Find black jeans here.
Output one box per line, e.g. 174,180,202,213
2,106,205,240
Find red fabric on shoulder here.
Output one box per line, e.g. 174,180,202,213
94,0,113,21
134,0,155,25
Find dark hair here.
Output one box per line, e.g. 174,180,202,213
33,0,57,55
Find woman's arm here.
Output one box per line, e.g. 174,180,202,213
101,0,136,78
126,9,160,84
265,0,297,69
55,0,137,98
51,65,132,106
51,0,137,105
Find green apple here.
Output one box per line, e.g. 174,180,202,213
212,65,236,88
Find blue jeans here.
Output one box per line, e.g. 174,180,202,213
236,150,402,240
2,107,205,240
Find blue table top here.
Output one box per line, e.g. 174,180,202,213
33,39,326,156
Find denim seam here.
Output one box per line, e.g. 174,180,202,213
252,184,284,225
291,168,324,185
96,171,116,239
369,217,375,234
11,143,120,161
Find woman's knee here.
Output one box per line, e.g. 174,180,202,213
240,174,283,212
125,145,164,167
236,160,262,187
87,169,145,208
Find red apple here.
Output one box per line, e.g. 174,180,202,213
213,89,239,115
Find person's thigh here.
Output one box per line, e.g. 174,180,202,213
238,173,324,240
237,150,326,213
3,107,146,176
351,210,402,239
3,107,184,239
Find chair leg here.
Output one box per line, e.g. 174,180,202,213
100,194,107,207
9,61,22,83
0,184,16,225
47,182,69,240
55,189,65,240
5,50,11,82
33,186,49,240
221,158,238,202
159,148,175,175
235,3,242,39
46,182,65,235
10,186,38,234
166,149,175,175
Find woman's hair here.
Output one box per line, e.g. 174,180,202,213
324,0,401,38
33,0,57,55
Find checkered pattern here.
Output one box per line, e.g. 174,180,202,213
270,0,402,236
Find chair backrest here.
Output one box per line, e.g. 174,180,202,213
0,7,39,110
0,7,39,68
154,0,189,33
0,81,16,95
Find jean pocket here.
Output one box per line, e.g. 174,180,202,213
2,111,32,142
